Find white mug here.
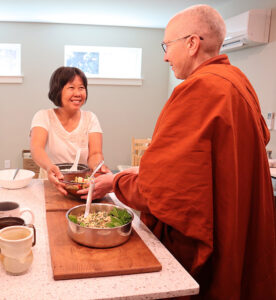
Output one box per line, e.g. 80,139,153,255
0,225,36,275
0,201,34,224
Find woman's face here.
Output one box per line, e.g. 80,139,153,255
61,75,86,111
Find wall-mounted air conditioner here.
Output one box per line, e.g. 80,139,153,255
221,9,271,53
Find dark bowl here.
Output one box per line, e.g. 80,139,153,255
0,217,25,229
55,163,91,198
62,174,90,197
62,171,104,198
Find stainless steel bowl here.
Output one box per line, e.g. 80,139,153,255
66,203,134,248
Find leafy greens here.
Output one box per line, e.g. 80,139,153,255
68,214,78,224
106,207,132,228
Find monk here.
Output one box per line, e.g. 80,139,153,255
93,5,276,300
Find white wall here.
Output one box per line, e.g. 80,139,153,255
1,0,275,171
0,22,169,170
226,8,276,155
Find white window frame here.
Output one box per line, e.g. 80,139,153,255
0,43,23,83
64,45,143,86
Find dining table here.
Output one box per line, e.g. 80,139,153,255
0,179,199,300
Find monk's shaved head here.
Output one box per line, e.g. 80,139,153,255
163,4,226,79
169,5,226,55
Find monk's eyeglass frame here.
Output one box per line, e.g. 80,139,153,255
161,34,204,53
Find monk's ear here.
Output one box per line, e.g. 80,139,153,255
187,35,200,56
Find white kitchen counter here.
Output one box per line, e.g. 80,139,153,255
0,180,199,300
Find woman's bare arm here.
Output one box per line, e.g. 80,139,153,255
30,127,66,194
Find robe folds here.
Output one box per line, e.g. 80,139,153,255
113,55,276,300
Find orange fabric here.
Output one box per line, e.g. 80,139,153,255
113,55,276,300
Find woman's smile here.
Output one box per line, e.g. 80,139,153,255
61,75,87,109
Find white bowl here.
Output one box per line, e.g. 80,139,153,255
0,169,35,189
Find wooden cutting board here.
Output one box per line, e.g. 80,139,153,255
44,180,114,211
46,210,162,280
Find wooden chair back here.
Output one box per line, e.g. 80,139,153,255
131,137,151,166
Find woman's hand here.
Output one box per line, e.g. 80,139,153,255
47,164,67,195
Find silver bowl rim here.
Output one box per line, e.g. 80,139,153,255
66,203,134,230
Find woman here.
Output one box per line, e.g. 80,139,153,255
30,66,109,195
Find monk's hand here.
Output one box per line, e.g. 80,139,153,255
93,173,115,199
47,164,67,195
78,172,114,200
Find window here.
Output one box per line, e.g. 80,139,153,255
64,45,142,86
0,43,22,83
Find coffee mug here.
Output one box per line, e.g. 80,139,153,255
0,202,34,224
0,216,36,231
0,225,36,275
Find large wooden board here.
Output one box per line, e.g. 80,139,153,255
44,180,114,211
46,210,162,280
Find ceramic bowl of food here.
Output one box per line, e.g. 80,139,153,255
56,163,90,197
61,172,106,198
66,203,134,248
62,175,90,197
0,169,35,189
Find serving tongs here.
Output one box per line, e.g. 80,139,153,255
84,160,104,218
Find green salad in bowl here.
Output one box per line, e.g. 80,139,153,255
66,203,134,248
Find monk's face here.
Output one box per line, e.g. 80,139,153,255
163,16,195,79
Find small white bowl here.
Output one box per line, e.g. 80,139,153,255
0,169,35,189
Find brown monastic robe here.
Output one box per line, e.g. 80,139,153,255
113,55,276,300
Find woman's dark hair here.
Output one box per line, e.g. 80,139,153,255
48,66,88,106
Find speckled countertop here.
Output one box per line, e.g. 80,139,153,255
0,180,199,300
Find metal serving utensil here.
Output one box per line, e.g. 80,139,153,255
84,160,104,218
88,160,104,180
84,179,95,218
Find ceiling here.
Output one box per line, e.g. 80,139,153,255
0,0,227,29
